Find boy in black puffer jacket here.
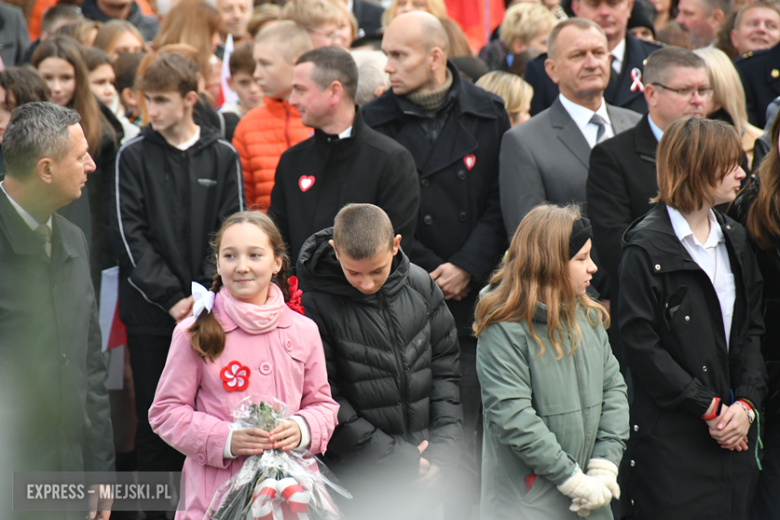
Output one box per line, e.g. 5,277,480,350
297,204,462,520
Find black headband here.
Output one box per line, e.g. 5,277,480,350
569,217,593,259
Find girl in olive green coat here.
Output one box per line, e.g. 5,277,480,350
474,204,629,520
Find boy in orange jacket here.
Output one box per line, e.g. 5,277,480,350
232,21,313,211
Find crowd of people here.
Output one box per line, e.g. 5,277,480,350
2,0,780,518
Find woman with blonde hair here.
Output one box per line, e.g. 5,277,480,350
619,117,765,519
93,20,146,60
476,204,629,520
476,71,534,126
695,47,763,168
381,0,448,29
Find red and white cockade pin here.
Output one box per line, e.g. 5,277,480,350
220,361,250,392
298,175,315,192
464,154,476,170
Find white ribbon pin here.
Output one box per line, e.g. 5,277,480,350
630,68,644,92
192,281,215,318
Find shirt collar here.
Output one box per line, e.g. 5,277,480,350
611,37,626,69
647,114,664,143
338,126,353,140
0,181,52,232
667,205,724,249
558,94,611,129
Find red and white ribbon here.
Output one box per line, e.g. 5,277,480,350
249,477,311,520
630,68,644,92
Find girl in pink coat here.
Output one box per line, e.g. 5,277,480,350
149,211,339,520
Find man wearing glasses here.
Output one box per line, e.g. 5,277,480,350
587,46,711,366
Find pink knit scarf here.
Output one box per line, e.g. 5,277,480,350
220,284,285,334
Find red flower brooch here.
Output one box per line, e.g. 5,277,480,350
220,361,250,392
286,276,305,315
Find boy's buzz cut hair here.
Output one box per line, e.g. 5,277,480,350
333,204,395,260
135,52,199,97
255,21,313,64
229,41,256,77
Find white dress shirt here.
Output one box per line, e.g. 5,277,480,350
558,94,615,148
647,114,664,142
611,37,626,75
667,206,736,349
0,181,52,232
338,125,353,140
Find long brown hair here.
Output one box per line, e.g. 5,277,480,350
473,205,608,359
747,114,780,249
31,36,109,157
189,211,292,361
93,20,146,59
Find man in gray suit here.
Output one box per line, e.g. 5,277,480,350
499,18,642,238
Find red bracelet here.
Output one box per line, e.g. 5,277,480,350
738,399,755,412
702,397,721,421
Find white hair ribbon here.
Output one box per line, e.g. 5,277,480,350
192,282,215,318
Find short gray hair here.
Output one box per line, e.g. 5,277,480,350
352,50,390,107
2,102,81,180
643,46,705,85
547,18,607,60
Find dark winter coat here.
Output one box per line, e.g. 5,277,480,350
0,194,114,475
736,44,780,128
297,228,462,483
268,110,419,265
81,0,159,41
618,203,767,520
362,61,509,335
525,33,660,116
731,176,780,422
112,123,243,335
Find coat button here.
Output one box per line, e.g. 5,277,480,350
284,340,293,351
421,178,430,187
260,362,272,375
631,500,635,506
703,365,707,372
458,211,467,221
423,214,433,225
457,170,466,180
685,316,690,321
633,424,639,432
654,264,661,271
62,354,68,365
726,224,731,230
197,453,206,464
630,460,635,467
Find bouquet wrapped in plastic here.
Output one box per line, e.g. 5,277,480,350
205,398,349,520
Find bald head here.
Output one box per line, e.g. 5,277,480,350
382,11,450,95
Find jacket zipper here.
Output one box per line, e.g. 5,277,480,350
284,104,291,148
379,291,409,434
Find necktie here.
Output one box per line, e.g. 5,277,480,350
35,224,52,258
607,55,620,95
590,114,607,145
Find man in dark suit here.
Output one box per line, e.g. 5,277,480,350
525,0,661,116
737,41,780,128
0,102,113,519
587,47,710,363
0,2,30,67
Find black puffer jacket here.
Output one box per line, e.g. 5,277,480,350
297,228,462,480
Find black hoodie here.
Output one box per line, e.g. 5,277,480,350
113,123,243,334
297,227,462,489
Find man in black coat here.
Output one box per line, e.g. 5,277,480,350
587,47,709,363
81,0,159,41
269,46,419,264
525,0,661,116
362,13,508,513
0,103,114,519
353,0,384,36
736,42,780,128
297,205,461,520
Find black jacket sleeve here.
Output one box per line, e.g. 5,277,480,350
417,274,463,470
587,142,634,283
618,245,718,416
378,148,420,257
269,155,292,257
303,297,421,477
115,149,185,312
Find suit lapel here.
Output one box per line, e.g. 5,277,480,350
551,99,591,168
50,215,80,270
0,191,50,262
609,35,645,108
606,105,636,135
634,114,658,164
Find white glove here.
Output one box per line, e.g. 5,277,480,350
587,458,620,499
557,467,613,514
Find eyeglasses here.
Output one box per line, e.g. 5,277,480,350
650,83,715,99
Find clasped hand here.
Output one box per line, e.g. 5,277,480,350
430,263,471,301
230,420,302,456
706,402,751,451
